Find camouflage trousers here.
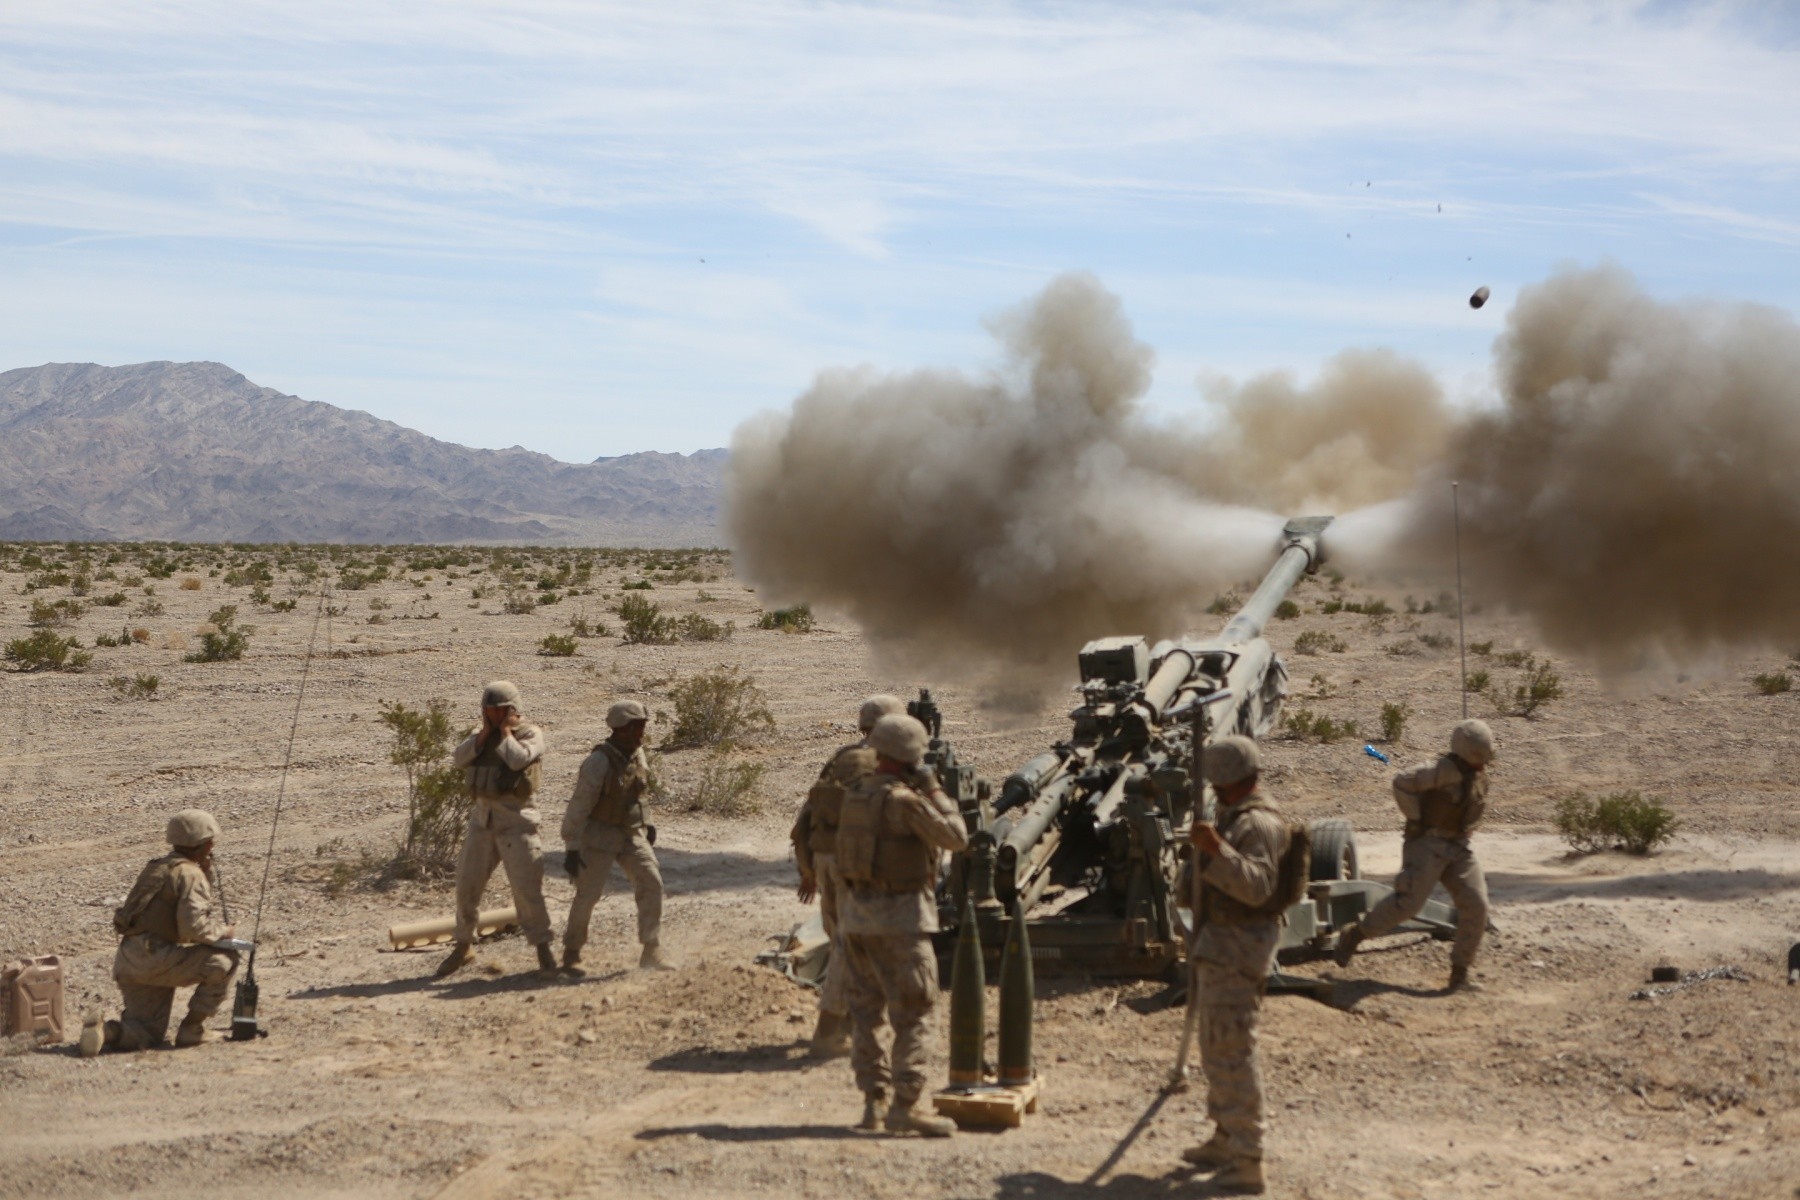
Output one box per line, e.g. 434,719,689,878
455,797,554,946
841,932,937,1105
564,823,663,952
112,934,238,1050
1199,1001,1266,1160
1358,834,1489,968
814,853,847,1017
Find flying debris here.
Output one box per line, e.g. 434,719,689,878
1469,286,1490,309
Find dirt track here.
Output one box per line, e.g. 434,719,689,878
2,556,1796,1199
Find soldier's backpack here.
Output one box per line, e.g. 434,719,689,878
1264,817,1312,916
1232,799,1312,918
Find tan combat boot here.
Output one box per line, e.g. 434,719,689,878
884,1100,955,1138
435,941,475,978
174,1017,213,1048
1333,926,1364,969
1181,1130,1232,1167
638,942,675,971
535,944,558,974
561,947,585,975
807,1012,852,1059
1211,1157,1266,1194
1447,964,1481,992
857,1092,889,1131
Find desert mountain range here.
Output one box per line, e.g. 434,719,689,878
0,361,726,545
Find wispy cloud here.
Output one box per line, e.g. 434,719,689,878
0,1,1796,452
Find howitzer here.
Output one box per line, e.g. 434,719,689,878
926,516,1460,982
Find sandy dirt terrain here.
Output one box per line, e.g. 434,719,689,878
2,550,1796,1199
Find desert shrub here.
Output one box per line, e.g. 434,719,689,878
1273,599,1300,620
1465,669,1491,693
94,591,128,607
93,631,126,647
29,598,84,627
377,698,468,876
1281,707,1357,743
5,629,92,672
1554,791,1678,856
1294,630,1347,655
621,579,654,590
1468,640,1495,656
1383,640,1422,657
130,627,152,643
1322,596,1392,617
1205,593,1239,616
618,593,677,644
1380,702,1409,743
178,577,203,591
1753,672,1791,696
756,604,815,633
688,752,767,817
678,612,732,642
664,666,776,750
1494,648,1533,668
367,596,391,612
185,605,250,662
270,598,297,612
1417,632,1454,651
108,673,162,700
695,589,718,603
569,612,610,638
1495,655,1562,717
539,633,578,657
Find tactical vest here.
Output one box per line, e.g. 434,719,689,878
807,743,876,857
113,854,195,943
1406,758,1487,840
465,732,541,804
1200,798,1307,923
590,741,648,828
836,776,935,893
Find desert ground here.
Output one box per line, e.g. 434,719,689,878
1,544,1796,1199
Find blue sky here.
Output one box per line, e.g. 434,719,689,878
2,1,1797,459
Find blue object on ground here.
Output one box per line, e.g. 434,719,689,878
1363,744,1390,764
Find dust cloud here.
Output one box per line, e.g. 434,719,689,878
1191,350,1450,515
724,273,1288,683
1403,264,1800,672
728,265,1800,683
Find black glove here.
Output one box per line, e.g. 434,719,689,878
645,824,657,846
564,849,583,878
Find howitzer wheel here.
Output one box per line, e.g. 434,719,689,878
1308,819,1359,882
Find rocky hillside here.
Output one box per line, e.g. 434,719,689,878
0,362,726,545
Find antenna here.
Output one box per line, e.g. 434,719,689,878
1454,481,1468,718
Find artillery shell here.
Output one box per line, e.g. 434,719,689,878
1470,286,1491,309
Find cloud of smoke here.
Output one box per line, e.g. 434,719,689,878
724,273,1289,684
728,263,1800,686
1191,350,1451,515
1405,264,1800,672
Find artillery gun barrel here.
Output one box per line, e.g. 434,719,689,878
1218,516,1331,646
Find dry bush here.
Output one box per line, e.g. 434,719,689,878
178,577,203,591
663,666,775,750
688,752,766,817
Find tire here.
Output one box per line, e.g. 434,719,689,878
1308,819,1359,881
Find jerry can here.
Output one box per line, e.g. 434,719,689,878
1,955,66,1043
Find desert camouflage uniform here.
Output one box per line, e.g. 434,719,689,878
791,741,877,1018
562,738,663,954
1189,793,1291,1163
837,773,968,1110
1354,755,1490,968
111,854,238,1049
451,723,554,947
